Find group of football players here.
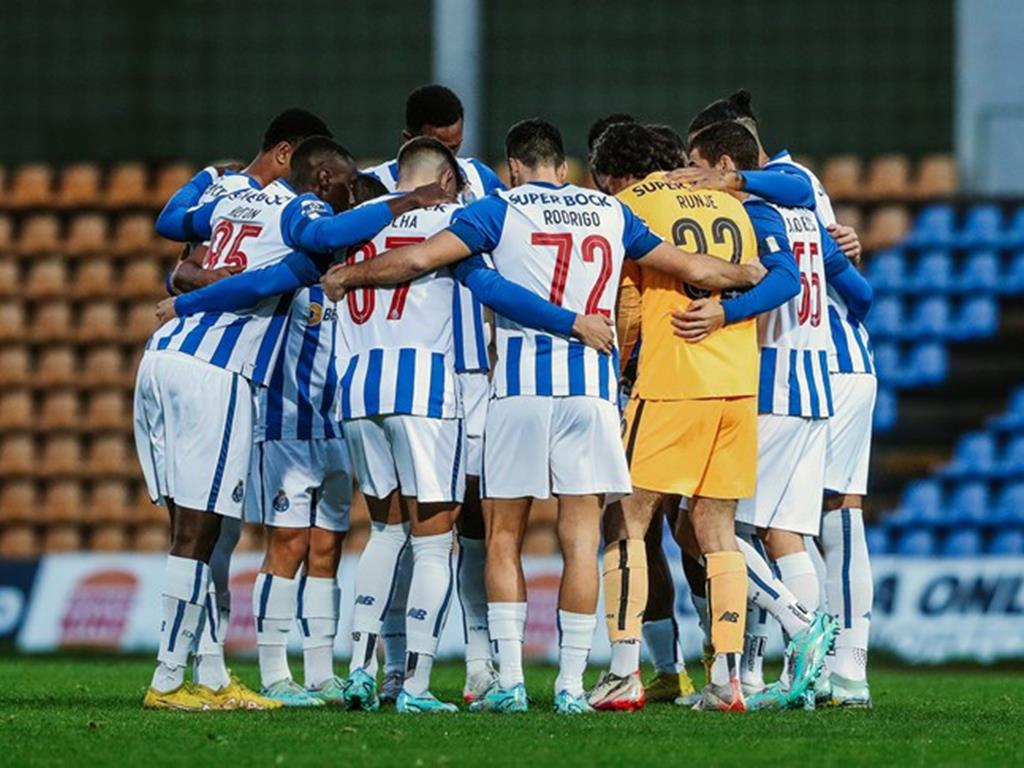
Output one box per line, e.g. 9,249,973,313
135,83,876,715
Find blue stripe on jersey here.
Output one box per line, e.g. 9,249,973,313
428,353,446,418
210,316,251,368
758,347,777,413
264,347,287,441
848,312,873,374
206,373,239,511
251,293,294,384
820,350,834,414
452,287,466,371
339,356,358,421
506,337,523,395
294,305,323,441
535,335,553,396
787,349,801,416
598,350,610,400
395,348,417,414
803,350,820,418
180,312,220,355
471,295,488,370
363,348,384,416
828,306,853,372
567,341,586,395
320,321,339,439
155,317,186,350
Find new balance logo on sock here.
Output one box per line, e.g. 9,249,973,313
407,608,428,621
355,594,375,606
718,611,740,623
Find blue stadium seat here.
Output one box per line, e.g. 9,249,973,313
872,342,905,387
949,481,990,524
895,529,936,556
989,386,1024,431
905,297,951,339
895,478,944,526
988,529,1024,556
865,526,890,555
957,204,1004,249
906,204,956,249
908,250,954,294
949,297,999,341
941,529,982,557
865,248,906,294
940,431,997,478
873,386,898,432
905,342,948,385
996,435,1024,477
956,251,1000,294
1005,205,1024,249
867,296,904,340
995,482,1024,523
1005,251,1024,295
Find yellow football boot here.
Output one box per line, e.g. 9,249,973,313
644,670,697,703
198,673,282,710
143,682,214,711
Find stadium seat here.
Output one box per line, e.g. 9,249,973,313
112,213,155,254
895,529,936,556
26,258,69,299
0,259,21,298
81,346,126,387
906,204,956,249
151,163,195,206
124,301,160,342
133,523,170,552
87,435,133,476
941,529,982,557
0,390,34,430
873,386,898,431
133,483,166,523
85,390,129,431
956,251,1000,294
988,529,1024,556
43,525,83,553
8,164,54,208
820,155,862,199
907,250,953,294
864,248,906,294
863,154,911,199
905,342,948,385
55,163,102,208
0,215,12,250
868,296,904,340
120,260,164,299
950,296,999,340
940,431,997,478
831,204,865,238
864,526,890,555
1005,205,1024,249
0,303,26,341
905,297,951,339
35,346,76,387
16,213,61,255
75,258,116,299
39,390,81,431
913,154,957,198
65,213,109,256
989,386,1024,431
949,481,989,524
237,524,264,553
0,525,40,558
871,342,903,386
863,205,910,250
87,480,131,523
1004,250,1024,294
39,436,83,476
0,480,38,523
30,301,73,342
530,498,558,526
90,524,130,552
104,162,149,208
958,204,1004,249
0,435,35,476
0,346,30,385
996,435,1024,477
523,525,558,555
42,480,85,523
994,482,1024,524
78,301,120,342
893,478,944,526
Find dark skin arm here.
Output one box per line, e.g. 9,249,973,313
169,244,242,295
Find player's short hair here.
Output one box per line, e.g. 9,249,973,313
505,118,565,169
645,123,688,170
351,173,390,205
288,136,353,186
405,84,464,133
586,113,637,152
687,89,759,143
589,123,664,179
262,109,333,150
397,136,466,193
688,121,760,171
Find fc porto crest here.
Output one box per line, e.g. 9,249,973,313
273,490,290,513
231,481,244,504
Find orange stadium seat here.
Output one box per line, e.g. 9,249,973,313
85,390,129,431
36,346,77,387
529,498,558,526
0,214,13,250
43,524,83,552
38,390,81,431
0,303,27,341
25,258,69,299
0,346,30,385
124,300,160,342
821,155,863,200
0,260,18,298
915,154,957,198
133,484,166,523
55,163,102,208
792,155,817,176
105,162,149,208
0,389,34,430
87,434,133,476
522,525,558,556
0,165,6,204
81,346,126,387
0,525,40,558
16,213,61,255
78,301,120,342
121,260,164,298
832,204,865,234
42,479,84,522
65,213,110,256
8,164,54,208
32,301,74,343
133,522,170,551
863,204,911,250
112,213,155,254
75,258,116,299
0,435,36,476
90,524,129,552
87,480,131,523
0,480,38,523
237,524,264,553
40,435,83,476
864,154,911,200
151,163,195,207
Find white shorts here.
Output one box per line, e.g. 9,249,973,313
133,351,252,519
824,374,876,496
459,371,489,477
736,414,827,536
344,415,465,504
247,438,353,532
482,395,631,500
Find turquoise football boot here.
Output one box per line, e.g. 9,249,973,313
553,690,594,714
341,668,380,711
468,682,529,713
783,612,838,703
745,681,789,711
396,690,459,713
307,675,347,706
261,678,326,707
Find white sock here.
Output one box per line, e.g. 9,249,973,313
710,652,741,687
194,520,238,690
253,572,299,688
381,544,412,675
349,521,409,676
736,532,812,637
822,508,873,681
742,603,768,689
776,551,820,615
609,640,641,677
298,575,340,688
642,618,685,674
555,610,595,697
488,602,527,688
457,536,491,675
404,532,454,695
153,555,211,692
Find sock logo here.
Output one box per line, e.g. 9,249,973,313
355,594,375,606
717,611,740,623
406,608,428,621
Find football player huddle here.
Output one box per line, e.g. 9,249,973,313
136,84,875,716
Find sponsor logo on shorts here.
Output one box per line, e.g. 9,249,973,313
272,490,290,513
232,481,244,504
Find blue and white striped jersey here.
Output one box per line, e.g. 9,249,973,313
765,150,874,375
256,285,343,442
196,166,261,208
746,199,834,419
447,182,661,403
363,156,505,373
148,179,330,385
337,198,463,420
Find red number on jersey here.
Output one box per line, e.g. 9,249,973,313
382,236,424,320
345,242,377,324
533,231,614,315
581,235,613,317
204,221,263,270
533,232,574,304
792,241,822,327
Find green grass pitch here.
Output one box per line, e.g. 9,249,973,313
0,657,1020,767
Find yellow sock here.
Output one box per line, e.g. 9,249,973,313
602,539,647,642
705,550,747,654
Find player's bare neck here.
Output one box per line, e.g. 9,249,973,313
396,171,438,192
516,166,562,186
243,154,278,188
